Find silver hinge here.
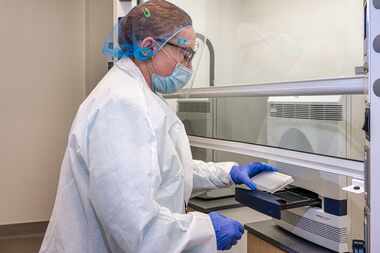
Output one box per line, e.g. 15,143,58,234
355,66,368,75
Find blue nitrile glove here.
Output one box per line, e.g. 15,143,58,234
230,162,277,190
209,212,244,251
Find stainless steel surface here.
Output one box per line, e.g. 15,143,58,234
164,77,367,99
189,136,364,180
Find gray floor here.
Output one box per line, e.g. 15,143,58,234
0,235,43,253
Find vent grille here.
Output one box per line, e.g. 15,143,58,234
282,211,348,243
270,103,344,121
178,102,211,113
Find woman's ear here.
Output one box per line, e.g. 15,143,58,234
140,37,159,56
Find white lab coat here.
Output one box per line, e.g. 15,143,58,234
39,58,237,253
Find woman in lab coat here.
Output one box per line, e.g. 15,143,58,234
39,1,276,252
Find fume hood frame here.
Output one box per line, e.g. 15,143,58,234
115,1,380,252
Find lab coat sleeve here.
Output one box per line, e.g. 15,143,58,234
192,159,238,193
86,98,217,253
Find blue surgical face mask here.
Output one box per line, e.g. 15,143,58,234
152,64,193,94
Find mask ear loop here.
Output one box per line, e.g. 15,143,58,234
185,35,207,98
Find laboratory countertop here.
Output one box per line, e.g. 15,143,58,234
245,220,336,253
188,197,243,213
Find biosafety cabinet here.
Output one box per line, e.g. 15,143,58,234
114,0,380,252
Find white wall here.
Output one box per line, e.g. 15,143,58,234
0,0,113,225
85,0,113,94
0,0,85,225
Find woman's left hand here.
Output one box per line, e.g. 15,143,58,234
230,162,277,190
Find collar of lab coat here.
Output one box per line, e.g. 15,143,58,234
116,58,149,88
116,58,170,111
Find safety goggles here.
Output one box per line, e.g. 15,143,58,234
166,42,197,65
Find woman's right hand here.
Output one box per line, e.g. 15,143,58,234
208,212,244,251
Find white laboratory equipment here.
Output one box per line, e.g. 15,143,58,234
266,95,351,252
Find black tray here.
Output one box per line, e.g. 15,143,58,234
235,186,321,219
